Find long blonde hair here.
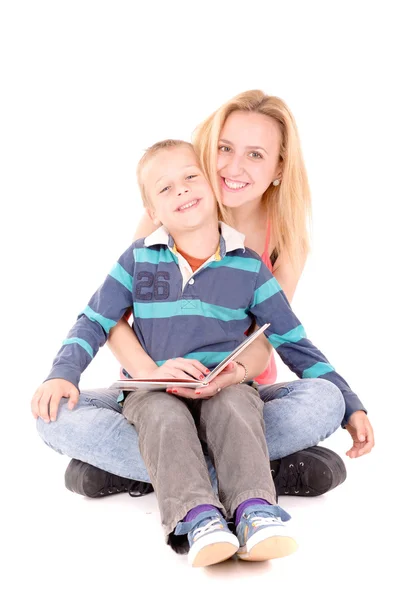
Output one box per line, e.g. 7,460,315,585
192,90,311,270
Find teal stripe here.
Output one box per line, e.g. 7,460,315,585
134,299,247,322
251,278,282,307
133,247,176,265
303,362,335,378
208,256,261,273
268,325,307,349
82,305,117,334
62,337,94,358
109,262,133,291
155,351,231,367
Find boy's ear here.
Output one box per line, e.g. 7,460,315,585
146,207,162,227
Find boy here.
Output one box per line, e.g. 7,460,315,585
34,140,362,567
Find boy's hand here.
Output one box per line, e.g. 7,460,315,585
31,379,79,423
167,361,243,399
345,411,375,458
147,358,210,382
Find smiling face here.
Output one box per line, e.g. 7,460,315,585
143,145,218,233
217,110,282,209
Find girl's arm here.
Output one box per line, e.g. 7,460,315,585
107,317,158,377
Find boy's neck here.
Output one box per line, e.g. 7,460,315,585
168,222,220,259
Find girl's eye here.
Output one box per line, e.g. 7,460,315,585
160,186,170,194
186,174,198,180
218,145,231,152
249,151,263,159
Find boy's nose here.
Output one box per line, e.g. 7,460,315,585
177,187,189,196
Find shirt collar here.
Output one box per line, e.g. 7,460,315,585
144,225,175,249
219,221,246,254
144,222,246,258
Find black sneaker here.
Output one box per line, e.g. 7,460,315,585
271,446,346,497
64,459,154,498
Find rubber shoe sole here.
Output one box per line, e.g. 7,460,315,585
189,531,239,567
237,527,298,562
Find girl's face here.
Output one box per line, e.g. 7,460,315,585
217,110,282,209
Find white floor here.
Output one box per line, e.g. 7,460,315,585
5,405,397,600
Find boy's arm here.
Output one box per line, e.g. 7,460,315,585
45,244,136,389
250,262,367,427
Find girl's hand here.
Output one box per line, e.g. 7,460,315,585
31,378,79,423
345,411,375,458
166,362,245,399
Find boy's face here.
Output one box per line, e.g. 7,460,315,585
144,146,218,232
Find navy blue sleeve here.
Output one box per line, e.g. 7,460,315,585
45,244,135,389
250,261,366,426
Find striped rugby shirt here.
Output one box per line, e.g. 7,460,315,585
46,222,365,425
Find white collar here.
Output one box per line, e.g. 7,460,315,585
144,225,172,248
144,222,246,256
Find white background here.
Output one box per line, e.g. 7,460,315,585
1,2,399,599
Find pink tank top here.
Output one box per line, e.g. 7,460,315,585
254,221,277,385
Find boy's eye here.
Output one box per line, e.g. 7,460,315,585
218,145,231,153
186,174,197,180
249,151,263,159
159,186,171,194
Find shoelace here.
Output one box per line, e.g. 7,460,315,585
128,480,153,497
274,461,310,495
193,518,223,542
98,472,128,496
98,473,153,497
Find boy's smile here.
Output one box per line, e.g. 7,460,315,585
176,197,201,212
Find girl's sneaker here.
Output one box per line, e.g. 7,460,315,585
175,510,239,567
236,505,298,561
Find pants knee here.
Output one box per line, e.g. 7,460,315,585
315,379,346,429
127,394,194,432
36,415,64,453
202,386,261,420
35,398,82,452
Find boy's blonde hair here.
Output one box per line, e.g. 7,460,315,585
192,90,312,270
137,139,193,209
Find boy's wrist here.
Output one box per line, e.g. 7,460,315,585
45,367,81,390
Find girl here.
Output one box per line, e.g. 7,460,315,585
34,90,374,500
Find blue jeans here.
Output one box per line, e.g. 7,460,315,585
36,379,345,482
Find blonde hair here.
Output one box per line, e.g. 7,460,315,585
136,139,193,209
192,90,312,269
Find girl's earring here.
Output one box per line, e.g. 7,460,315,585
272,179,280,187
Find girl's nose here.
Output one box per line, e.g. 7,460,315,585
225,155,245,177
